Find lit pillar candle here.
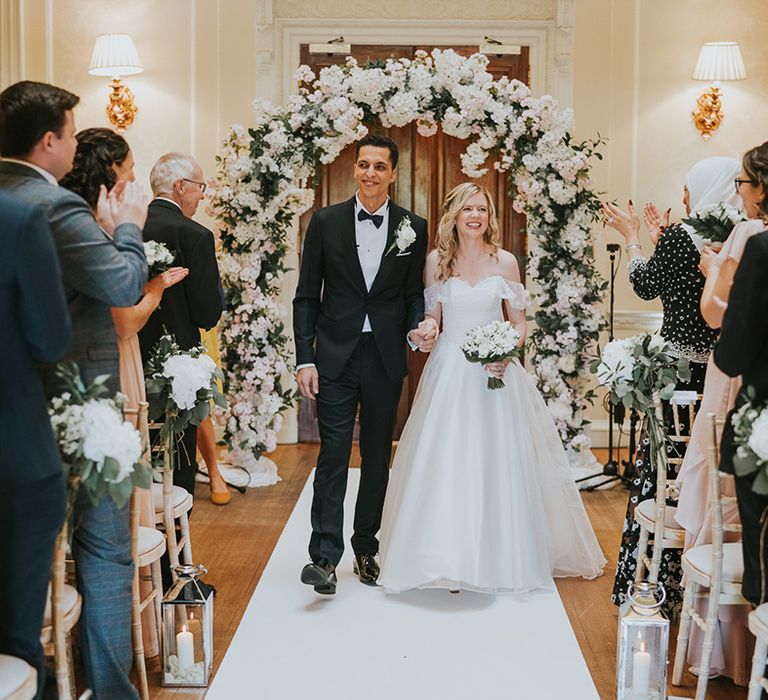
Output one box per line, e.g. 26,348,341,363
632,641,651,700
176,625,194,671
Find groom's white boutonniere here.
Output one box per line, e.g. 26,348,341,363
386,216,417,256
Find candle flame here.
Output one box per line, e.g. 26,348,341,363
640,641,646,653
182,625,188,633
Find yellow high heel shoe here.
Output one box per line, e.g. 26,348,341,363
210,487,231,505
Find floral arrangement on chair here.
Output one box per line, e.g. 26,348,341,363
731,387,768,494
592,334,691,463
49,363,151,512
144,333,226,467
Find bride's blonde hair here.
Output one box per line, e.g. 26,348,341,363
435,183,501,282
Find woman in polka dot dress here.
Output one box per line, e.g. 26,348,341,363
602,156,742,617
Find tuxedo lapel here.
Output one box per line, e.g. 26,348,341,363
369,204,401,294
340,197,367,293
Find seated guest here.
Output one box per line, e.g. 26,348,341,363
138,153,224,500
602,156,741,617
0,80,147,698
715,152,768,608
61,127,188,657
0,193,71,700
674,142,768,682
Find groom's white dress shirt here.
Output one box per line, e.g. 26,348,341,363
354,193,389,333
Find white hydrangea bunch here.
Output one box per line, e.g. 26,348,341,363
732,395,768,494
595,337,638,388
81,400,143,483
162,353,218,410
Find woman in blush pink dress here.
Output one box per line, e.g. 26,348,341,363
675,140,768,683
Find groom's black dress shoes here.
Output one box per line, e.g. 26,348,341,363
301,558,337,595
352,553,379,585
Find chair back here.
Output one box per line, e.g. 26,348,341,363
667,391,703,470
122,402,150,552
706,412,741,603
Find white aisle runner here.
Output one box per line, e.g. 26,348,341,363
208,470,600,700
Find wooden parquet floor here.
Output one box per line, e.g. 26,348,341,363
147,446,748,700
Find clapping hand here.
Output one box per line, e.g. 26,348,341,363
109,181,148,230
409,317,439,352
643,202,670,246
601,201,641,241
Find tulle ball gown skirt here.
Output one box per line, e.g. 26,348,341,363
378,344,606,595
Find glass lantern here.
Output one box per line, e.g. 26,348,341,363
161,564,214,687
616,581,670,700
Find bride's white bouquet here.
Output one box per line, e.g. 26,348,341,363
144,240,175,277
49,364,151,512
731,387,768,494
460,320,522,390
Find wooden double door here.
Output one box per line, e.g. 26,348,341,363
297,43,529,442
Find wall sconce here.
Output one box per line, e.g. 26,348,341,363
88,34,143,132
692,41,746,140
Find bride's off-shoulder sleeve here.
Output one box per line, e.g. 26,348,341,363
424,283,442,316
499,278,529,309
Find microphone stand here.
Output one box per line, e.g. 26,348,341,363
575,242,633,491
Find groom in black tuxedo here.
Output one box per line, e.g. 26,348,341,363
293,135,435,594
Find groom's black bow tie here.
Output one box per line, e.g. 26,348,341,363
357,209,384,228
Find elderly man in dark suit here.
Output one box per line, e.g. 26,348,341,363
0,193,71,700
139,152,224,498
0,80,147,699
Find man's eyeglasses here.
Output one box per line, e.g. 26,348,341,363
735,178,756,193
182,178,207,193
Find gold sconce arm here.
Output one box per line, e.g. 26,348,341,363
106,77,138,133
692,86,723,141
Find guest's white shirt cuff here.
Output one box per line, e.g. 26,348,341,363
407,333,419,351
296,363,315,371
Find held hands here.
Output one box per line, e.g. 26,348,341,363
485,359,510,380
296,366,320,400
408,317,439,352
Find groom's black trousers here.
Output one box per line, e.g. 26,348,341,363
310,333,403,566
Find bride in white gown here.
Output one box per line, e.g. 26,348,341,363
378,183,606,594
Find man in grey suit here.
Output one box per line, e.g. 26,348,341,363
0,80,147,699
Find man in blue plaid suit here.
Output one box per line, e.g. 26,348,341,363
0,81,147,699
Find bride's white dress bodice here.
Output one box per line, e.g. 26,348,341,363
425,275,529,347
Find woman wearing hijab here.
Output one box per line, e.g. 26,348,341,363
602,156,742,617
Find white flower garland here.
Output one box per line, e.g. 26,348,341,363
209,49,605,476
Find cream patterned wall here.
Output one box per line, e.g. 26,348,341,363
273,0,555,20
2,0,767,445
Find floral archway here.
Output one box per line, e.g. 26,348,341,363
209,49,606,483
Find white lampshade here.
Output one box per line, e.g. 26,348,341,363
88,34,143,77
693,41,746,82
